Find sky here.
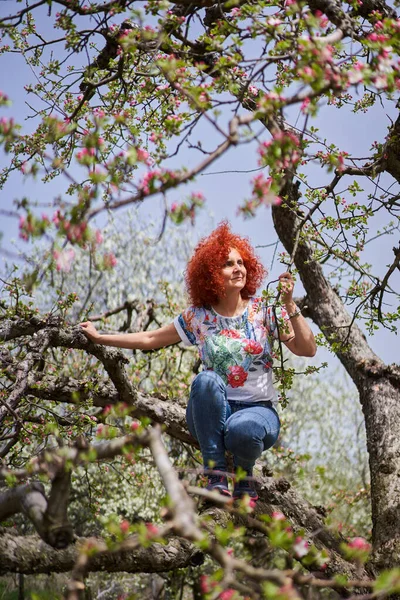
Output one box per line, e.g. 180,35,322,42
0,1,399,368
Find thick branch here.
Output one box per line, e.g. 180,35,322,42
44,470,74,549
0,477,74,549
0,531,198,575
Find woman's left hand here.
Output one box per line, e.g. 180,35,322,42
278,272,295,304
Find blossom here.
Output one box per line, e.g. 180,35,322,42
227,365,248,387
145,522,159,537
136,148,151,165
348,537,371,551
348,69,364,84
251,174,282,206
293,536,309,558
103,252,117,269
374,74,388,89
272,511,286,521
267,17,282,26
243,339,263,355
219,590,236,600
200,576,211,594
53,248,75,272
149,131,161,142
120,520,130,534
220,329,241,338
300,97,311,113
95,229,103,245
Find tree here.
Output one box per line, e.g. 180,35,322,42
0,0,400,597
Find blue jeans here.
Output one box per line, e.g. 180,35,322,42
186,371,280,473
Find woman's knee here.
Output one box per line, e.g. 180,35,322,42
225,417,264,460
190,371,227,407
224,408,280,459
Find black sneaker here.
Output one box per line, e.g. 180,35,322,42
206,474,231,497
233,476,259,507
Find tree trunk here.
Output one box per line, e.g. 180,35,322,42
272,184,400,566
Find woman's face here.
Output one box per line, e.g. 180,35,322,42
221,248,247,294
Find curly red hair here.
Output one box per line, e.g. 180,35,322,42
185,222,267,307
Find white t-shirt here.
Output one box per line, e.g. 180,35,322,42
174,298,289,405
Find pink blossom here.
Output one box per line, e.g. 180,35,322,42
120,520,130,534
219,590,235,600
348,68,364,84
200,576,211,594
374,74,388,89
267,17,282,26
93,108,105,119
170,202,179,213
103,252,117,269
53,248,75,272
300,97,311,113
95,230,103,245
52,211,61,226
272,511,286,521
302,66,315,77
319,15,329,28
145,523,159,536
191,192,205,202
293,536,309,558
137,148,150,163
348,537,371,551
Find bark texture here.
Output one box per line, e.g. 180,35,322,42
0,531,200,575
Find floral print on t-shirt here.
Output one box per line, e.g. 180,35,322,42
174,298,288,393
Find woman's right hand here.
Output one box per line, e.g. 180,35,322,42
79,321,101,343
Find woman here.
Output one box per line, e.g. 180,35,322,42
80,222,316,504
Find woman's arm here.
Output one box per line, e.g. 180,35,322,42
79,321,181,351
276,272,317,358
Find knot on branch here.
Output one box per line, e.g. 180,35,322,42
275,478,291,493
357,359,400,388
43,521,75,549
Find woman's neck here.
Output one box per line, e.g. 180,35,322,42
212,293,248,317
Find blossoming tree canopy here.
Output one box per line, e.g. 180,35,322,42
1,0,400,596
0,0,399,251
